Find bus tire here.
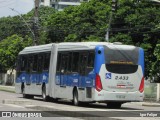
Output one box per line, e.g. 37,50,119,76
107,102,122,109
73,89,79,106
42,85,49,101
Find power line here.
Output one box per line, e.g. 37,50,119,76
10,8,36,45
0,0,11,3
0,1,16,9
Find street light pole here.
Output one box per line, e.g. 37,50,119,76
10,8,36,46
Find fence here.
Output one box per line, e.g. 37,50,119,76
144,80,158,101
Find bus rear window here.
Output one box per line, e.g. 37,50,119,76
106,64,138,74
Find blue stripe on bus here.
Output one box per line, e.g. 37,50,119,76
94,45,105,74
55,70,96,88
138,48,144,75
16,72,49,84
17,71,95,88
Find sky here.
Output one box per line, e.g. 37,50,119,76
0,0,34,18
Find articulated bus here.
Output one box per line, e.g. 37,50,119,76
15,42,144,108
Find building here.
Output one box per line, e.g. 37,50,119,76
40,0,89,11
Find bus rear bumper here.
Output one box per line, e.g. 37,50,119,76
94,90,144,102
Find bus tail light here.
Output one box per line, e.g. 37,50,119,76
96,74,102,92
139,77,144,93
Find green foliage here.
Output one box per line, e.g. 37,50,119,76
109,0,160,79
109,33,133,44
0,35,32,72
151,44,160,82
0,16,26,41
47,0,110,42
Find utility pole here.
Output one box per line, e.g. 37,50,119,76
105,0,118,42
34,0,40,45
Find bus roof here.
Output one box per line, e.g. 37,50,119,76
19,42,136,55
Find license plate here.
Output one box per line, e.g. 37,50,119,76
116,95,126,99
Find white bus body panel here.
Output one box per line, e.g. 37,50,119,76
93,64,144,102
48,44,57,98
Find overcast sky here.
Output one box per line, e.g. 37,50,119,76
0,0,34,18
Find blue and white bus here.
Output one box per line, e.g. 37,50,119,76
15,42,144,108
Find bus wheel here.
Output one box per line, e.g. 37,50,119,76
107,102,122,109
42,85,49,101
73,90,79,106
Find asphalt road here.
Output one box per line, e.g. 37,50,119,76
0,91,160,120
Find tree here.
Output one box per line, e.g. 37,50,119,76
0,34,32,72
47,0,111,42
151,44,160,82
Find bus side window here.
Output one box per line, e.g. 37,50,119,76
86,51,95,74
87,52,94,68
16,56,20,72
67,52,72,73
71,52,79,73
43,53,51,71
56,53,61,72
79,52,88,75
37,54,43,72
61,53,69,73
32,54,38,72
28,55,34,73
20,56,28,72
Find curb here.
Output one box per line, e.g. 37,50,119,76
142,102,160,107
0,85,15,93
2,99,32,105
